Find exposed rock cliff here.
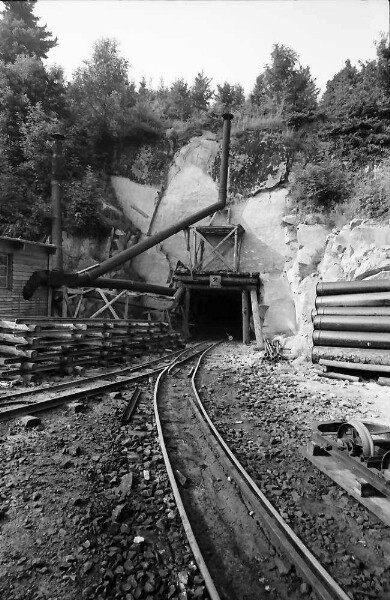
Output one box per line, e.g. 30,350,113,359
105,133,390,356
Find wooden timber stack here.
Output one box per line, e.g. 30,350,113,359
0,318,184,381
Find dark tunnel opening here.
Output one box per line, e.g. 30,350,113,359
189,288,243,340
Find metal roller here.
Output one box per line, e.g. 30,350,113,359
313,315,390,332
317,279,390,296
312,345,390,365
312,330,390,349
315,291,390,308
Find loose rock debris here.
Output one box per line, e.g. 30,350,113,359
199,343,390,600
0,387,208,600
1,342,390,599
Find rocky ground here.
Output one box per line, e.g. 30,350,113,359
199,343,390,600
0,378,207,600
1,343,390,600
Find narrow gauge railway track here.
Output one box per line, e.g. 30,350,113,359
0,344,207,422
155,345,350,600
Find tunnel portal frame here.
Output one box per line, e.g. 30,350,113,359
173,270,263,346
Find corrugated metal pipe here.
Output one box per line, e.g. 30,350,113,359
23,113,234,300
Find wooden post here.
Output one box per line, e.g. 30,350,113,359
124,294,129,320
242,290,250,345
182,287,191,338
47,287,52,317
250,288,264,349
61,286,68,318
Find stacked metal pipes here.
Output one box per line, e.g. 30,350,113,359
312,279,390,375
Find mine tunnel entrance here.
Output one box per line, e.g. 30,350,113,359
189,288,243,339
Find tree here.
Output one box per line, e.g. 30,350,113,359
376,36,390,96
321,59,384,120
0,1,65,239
191,71,214,111
251,44,318,121
69,38,135,132
166,78,192,120
67,38,137,170
215,82,245,111
0,54,66,164
0,0,57,63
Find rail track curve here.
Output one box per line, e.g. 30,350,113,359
154,342,351,600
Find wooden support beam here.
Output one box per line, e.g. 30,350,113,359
250,288,264,349
124,294,129,320
61,286,68,318
242,290,250,345
182,287,191,338
197,229,236,271
93,289,125,319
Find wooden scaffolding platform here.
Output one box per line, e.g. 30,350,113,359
185,224,245,274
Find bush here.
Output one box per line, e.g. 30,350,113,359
290,159,351,215
352,162,390,218
63,168,112,238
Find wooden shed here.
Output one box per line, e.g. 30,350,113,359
0,237,56,318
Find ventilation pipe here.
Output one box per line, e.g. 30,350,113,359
23,114,233,300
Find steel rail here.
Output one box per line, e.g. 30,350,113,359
153,342,222,600
189,349,350,600
0,347,189,405
0,365,165,422
0,343,212,422
0,345,205,421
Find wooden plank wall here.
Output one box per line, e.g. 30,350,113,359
0,241,50,318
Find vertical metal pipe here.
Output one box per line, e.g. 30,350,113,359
51,133,65,271
218,113,233,204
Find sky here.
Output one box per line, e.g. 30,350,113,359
34,0,390,95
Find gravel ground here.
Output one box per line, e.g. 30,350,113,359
0,379,208,600
1,342,390,600
198,343,390,600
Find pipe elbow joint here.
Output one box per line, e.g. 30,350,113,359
23,270,49,300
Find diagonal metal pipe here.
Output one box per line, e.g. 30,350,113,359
23,113,233,300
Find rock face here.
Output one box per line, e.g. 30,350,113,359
285,219,390,356
109,133,390,355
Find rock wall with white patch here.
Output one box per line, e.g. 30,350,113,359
109,133,390,355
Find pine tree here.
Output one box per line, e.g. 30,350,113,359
0,1,57,63
251,44,318,121
191,71,214,111
215,82,245,111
